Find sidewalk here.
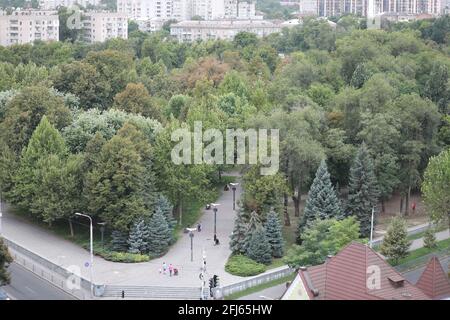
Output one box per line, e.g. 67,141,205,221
2,175,244,288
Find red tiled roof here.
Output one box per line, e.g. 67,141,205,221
299,242,431,300
415,256,450,299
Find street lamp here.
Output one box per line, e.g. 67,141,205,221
229,183,239,211
98,222,106,249
186,227,196,262
210,203,220,242
0,190,3,236
75,212,94,298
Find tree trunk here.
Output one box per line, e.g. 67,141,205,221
283,193,290,227
179,199,183,226
292,186,300,217
400,197,404,216
68,218,74,238
405,187,410,217
381,200,385,214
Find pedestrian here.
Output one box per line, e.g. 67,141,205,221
197,223,202,232
169,263,174,277
162,262,167,275
412,202,416,214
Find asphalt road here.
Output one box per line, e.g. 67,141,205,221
2,263,75,300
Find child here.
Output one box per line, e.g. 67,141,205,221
169,263,174,277
162,262,167,275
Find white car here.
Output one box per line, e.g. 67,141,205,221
0,288,10,300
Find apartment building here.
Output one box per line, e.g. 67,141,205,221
0,10,59,46
39,0,101,9
82,11,128,43
170,19,281,42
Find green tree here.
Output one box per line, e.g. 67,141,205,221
380,217,411,265
229,208,249,255
423,227,437,249
0,238,12,286
422,148,450,229
264,209,284,258
285,217,361,268
113,83,161,120
155,194,176,231
298,160,342,240
147,209,171,256
111,230,128,252
246,226,272,265
346,143,379,237
424,62,449,113
127,218,150,254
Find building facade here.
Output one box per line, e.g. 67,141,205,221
39,0,101,10
82,11,128,43
170,19,281,42
0,10,59,46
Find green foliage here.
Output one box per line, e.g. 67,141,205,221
422,148,450,228
285,217,362,268
299,160,343,239
246,226,272,265
111,230,128,252
380,217,411,265
346,143,379,237
0,238,13,286
225,254,267,277
229,208,248,255
146,208,171,256
423,228,437,249
127,218,150,254
264,209,284,258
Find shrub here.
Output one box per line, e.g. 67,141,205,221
225,254,266,276
82,243,150,263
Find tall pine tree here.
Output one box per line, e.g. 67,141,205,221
244,211,262,252
111,230,129,252
155,194,176,230
298,160,342,241
246,226,272,265
147,209,171,256
229,208,248,254
347,143,379,237
127,218,150,254
265,209,284,258
380,217,410,264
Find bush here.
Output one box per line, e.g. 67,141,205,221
225,255,267,276
82,243,150,263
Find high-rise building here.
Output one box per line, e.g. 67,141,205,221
39,0,101,10
82,11,128,43
0,9,59,46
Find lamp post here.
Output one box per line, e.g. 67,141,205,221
0,190,3,236
186,227,196,262
229,183,239,211
369,207,375,248
210,203,220,241
98,222,106,249
75,212,94,298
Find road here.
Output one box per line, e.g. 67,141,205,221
2,262,75,300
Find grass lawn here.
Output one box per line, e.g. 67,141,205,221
224,273,296,300
392,237,450,267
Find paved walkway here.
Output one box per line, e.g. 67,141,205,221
408,229,449,251
1,174,246,287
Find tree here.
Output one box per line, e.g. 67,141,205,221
380,217,411,265
229,208,248,255
346,143,379,237
155,194,176,231
422,148,450,229
298,160,343,240
424,62,449,113
111,230,129,252
147,209,171,256
285,217,361,268
423,228,437,249
0,238,12,286
127,218,150,254
11,116,67,211
113,83,161,120
264,209,284,258
246,226,272,265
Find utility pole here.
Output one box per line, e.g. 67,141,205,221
369,207,375,248
200,249,208,300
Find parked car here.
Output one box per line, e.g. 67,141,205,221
0,288,10,300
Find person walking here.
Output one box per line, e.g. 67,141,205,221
162,262,167,275
169,263,174,277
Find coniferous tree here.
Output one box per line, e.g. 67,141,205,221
265,209,284,258
347,143,379,237
147,209,171,256
229,208,249,254
111,230,129,252
298,160,342,241
244,211,262,252
380,217,411,265
246,226,272,265
127,218,150,254
423,228,437,249
155,194,176,230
